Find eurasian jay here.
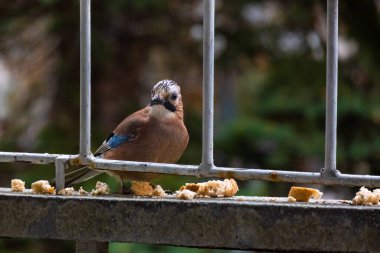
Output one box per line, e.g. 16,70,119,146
65,80,189,191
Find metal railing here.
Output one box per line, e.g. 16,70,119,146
1,0,380,192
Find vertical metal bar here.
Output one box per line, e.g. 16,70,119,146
55,156,69,192
80,0,92,157
323,0,340,177
200,0,215,174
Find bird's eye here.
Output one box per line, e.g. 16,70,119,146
171,93,178,100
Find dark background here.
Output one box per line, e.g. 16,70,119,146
0,0,379,252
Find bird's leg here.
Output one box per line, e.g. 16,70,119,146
120,176,131,194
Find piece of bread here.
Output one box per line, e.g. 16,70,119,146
352,187,380,205
176,189,196,200
177,179,239,199
288,186,323,202
58,187,77,195
152,185,166,198
31,180,56,194
90,181,110,195
11,179,25,192
79,186,89,195
130,181,154,196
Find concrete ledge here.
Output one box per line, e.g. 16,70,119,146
0,188,379,252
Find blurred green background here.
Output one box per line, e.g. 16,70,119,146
0,0,379,252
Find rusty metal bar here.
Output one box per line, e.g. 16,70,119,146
0,151,380,187
0,152,58,164
88,157,380,188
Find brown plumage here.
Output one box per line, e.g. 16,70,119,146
65,80,189,188
105,105,188,181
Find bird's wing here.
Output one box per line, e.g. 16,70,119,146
53,108,150,187
94,108,149,157
93,132,135,156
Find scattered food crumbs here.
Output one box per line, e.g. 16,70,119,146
288,196,297,203
176,179,239,200
31,180,56,194
288,186,323,202
11,179,25,192
176,189,196,200
79,186,89,195
90,181,110,195
352,187,380,206
130,181,154,196
152,185,166,198
58,187,77,195
374,189,380,201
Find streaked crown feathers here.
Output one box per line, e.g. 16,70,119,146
151,79,180,97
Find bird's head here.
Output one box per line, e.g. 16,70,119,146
149,80,183,117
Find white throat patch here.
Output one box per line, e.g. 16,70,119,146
150,105,175,120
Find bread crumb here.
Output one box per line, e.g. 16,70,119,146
223,179,239,197
176,189,196,200
373,189,380,200
130,181,154,196
11,179,25,192
352,187,380,205
180,183,199,192
79,186,89,195
288,196,297,203
90,181,110,195
31,180,56,194
288,186,323,202
58,187,78,195
152,185,166,198
177,179,239,200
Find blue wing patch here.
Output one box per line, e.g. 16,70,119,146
107,134,131,148
94,133,134,156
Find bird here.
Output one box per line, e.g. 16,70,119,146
65,79,189,192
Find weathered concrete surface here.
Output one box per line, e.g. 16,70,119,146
0,188,379,252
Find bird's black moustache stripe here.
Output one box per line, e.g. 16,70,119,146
150,98,176,112
163,101,176,112
150,98,163,106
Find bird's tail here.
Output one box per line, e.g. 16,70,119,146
50,166,103,187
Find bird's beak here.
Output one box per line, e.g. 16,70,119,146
150,98,164,106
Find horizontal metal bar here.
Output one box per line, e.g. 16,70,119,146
88,157,199,177
0,152,59,164
1,189,379,252
213,167,380,187
87,157,380,188
1,152,380,187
